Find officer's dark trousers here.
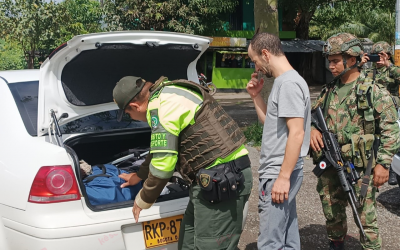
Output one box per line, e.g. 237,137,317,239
178,167,253,250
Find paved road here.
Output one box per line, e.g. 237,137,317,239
215,85,322,128
214,88,400,250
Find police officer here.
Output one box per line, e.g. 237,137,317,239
310,33,400,250
360,41,400,185
113,76,253,250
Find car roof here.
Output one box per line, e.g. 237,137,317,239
0,70,40,84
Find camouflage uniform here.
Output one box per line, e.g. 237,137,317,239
363,41,400,104
362,41,400,186
312,34,400,250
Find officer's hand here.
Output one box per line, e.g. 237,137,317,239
359,53,369,67
310,128,324,152
271,175,290,204
119,172,142,188
373,164,389,187
246,72,264,99
132,200,143,223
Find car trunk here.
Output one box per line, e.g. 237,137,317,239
38,31,211,211
64,128,189,212
38,31,211,135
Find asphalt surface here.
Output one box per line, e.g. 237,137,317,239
215,89,400,250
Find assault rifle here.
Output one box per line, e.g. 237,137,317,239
311,106,366,239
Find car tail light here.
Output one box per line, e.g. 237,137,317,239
28,165,80,203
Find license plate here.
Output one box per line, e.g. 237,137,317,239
142,215,183,248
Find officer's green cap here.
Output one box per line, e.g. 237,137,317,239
113,76,146,122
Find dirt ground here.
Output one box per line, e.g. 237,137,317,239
238,147,400,250
215,89,400,250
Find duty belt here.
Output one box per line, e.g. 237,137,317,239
187,155,251,182
211,155,251,172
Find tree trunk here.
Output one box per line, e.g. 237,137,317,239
27,50,35,69
295,11,314,40
295,10,315,85
254,0,279,35
254,0,279,103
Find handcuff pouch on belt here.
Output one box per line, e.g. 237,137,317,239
196,158,248,204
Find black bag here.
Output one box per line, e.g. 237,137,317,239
196,162,245,204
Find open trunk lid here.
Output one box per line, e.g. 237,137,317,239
38,31,211,136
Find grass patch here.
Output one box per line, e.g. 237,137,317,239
243,122,263,147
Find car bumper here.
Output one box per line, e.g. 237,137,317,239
1,198,188,250
3,222,179,250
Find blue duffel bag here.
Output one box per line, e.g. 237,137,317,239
83,164,142,206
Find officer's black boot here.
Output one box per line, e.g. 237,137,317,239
329,240,345,250
388,167,398,186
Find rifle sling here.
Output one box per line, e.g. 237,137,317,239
322,87,332,119
360,150,374,201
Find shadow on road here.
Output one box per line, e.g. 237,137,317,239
243,242,257,250
300,224,362,250
377,187,400,216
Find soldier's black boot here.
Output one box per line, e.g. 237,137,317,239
388,167,398,185
329,240,345,250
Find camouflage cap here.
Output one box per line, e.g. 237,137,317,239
371,41,392,55
323,33,363,57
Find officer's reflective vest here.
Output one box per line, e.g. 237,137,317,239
149,80,246,183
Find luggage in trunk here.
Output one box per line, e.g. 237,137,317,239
64,128,189,211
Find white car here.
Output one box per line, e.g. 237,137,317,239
0,31,212,250
390,153,400,187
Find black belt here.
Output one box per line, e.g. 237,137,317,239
188,155,251,183
212,155,251,172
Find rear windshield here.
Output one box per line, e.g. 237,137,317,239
8,81,39,136
8,81,148,136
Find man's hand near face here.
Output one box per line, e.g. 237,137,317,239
246,72,264,99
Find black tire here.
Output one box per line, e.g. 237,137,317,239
396,174,400,188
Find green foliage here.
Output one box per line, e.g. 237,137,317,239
0,0,69,69
243,122,263,147
103,0,238,35
310,0,395,44
61,0,103,39
0,0,103,70
278,0,335,39
0,39,27,70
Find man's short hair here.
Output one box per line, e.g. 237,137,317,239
250,33,284,56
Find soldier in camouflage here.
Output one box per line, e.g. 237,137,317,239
360,41,400,185
310,33,400,250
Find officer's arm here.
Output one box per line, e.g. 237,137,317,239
134,125,178,209
374,86,400,165
135,154,152,180
388,65,400,83
134,153,177,209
